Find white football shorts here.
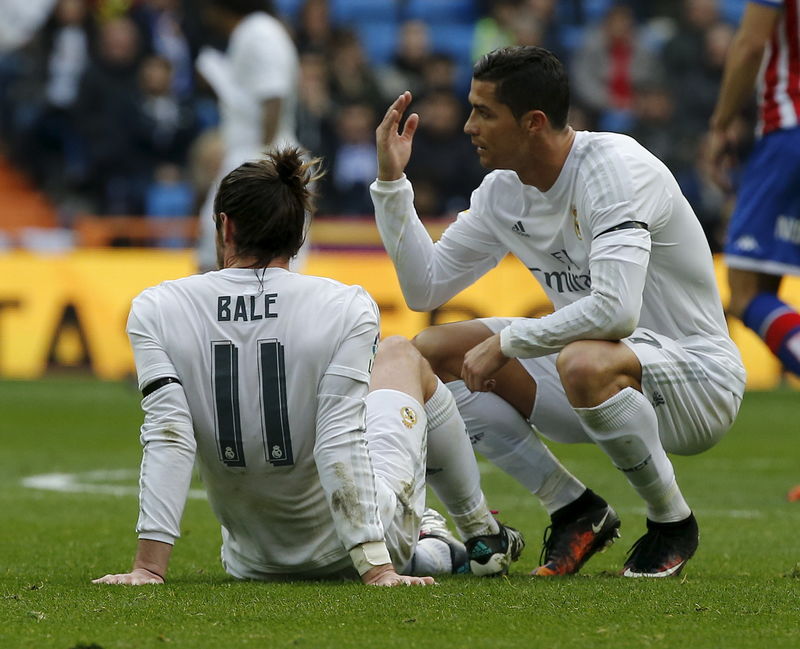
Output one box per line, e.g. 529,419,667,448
480,318,741,455
364,388,428,571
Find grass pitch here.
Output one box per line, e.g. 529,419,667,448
1,378,799,649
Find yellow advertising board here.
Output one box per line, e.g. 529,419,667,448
0,249,797,390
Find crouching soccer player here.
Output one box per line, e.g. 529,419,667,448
372,47,746,578
92,149,522,587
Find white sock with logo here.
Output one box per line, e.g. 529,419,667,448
447,380,586,514
573,387,690,523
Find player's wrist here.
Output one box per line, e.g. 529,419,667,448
376,171,406,183
350,541,392,576
131,566,165,582
498,327,516,358
360,563,396,585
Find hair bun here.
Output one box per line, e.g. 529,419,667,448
271,147,304,188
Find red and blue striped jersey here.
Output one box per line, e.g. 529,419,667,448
756,0,800,136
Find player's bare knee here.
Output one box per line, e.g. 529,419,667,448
558,341,642,406
372,336,433,404
557,342,614,400
384,336,438,398
413,321,492,380
726,291,752,321
411,326,448,366
375,335,418,366
727,269,779,320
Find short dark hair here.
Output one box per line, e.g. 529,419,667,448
473,46,570,129
213,148,324,265
205,0,275,17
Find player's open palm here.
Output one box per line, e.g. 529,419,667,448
92,568,164,586
376,91,419,181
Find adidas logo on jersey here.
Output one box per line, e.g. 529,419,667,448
733,236,759,252
511,221,530,237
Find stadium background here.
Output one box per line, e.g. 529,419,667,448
0,0,798,391
2,5,800,648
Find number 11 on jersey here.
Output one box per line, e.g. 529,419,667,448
211,339,294,468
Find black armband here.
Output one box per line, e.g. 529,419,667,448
141,376,182,397
594,221,649,239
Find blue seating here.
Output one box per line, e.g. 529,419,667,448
720,0,748,24
556,0,612,25
404,0,478,24
559,25,586,53
330,0,400,24
428,23,475,66
353,20,400,66
582,0,613,23
273,0,305,22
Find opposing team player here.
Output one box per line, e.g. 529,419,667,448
708,0,800,500
93,149,522,587
709,0,800,379
371,46,745,577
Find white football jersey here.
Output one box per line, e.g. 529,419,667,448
194,12,300,273
222,12,299,162
371,130,745,394
128,267,382,577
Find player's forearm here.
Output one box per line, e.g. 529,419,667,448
370,177,485,310
502,256,647,358
710,32,765,131
371,176,438,307
315,384,387,551
262,97,282,146
132,538,173,579
136,438,194,543
136,386,197,542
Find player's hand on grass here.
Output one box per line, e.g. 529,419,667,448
376,91,418,181
92,568,164,586
462,333,508,393
361,564,435,587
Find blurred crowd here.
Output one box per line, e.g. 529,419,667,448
0,0,750,250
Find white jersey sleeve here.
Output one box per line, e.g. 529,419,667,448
501,151,657,358
314,289,385,552
127,289,196,545
370,176,506,311
501,229,649,357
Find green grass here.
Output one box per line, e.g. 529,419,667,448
1,379,799,649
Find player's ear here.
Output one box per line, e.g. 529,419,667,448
521,109,548,134
220,212,236,244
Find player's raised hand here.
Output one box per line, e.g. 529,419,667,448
376,91,419,181
361,564,435,587
92,568,164,586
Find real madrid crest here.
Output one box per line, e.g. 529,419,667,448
571,205,582,240
400,406,417,428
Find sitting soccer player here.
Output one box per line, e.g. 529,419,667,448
92,149,522,587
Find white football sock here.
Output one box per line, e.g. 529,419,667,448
447,380,585,514
425,379,498,538
573,387,690,523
